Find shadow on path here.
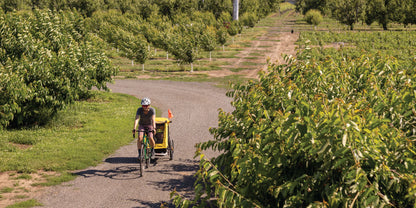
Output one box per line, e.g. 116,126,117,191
128,199,175,208
104,157,139,164
74,165,141,180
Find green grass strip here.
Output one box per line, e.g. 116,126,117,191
6,199,42,208
0,91,139,173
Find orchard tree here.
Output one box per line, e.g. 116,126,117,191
170,0,199,17
365,0,406,30
304,9,323,29
29,0,50,9
0,10,117,128
48,0,68,11
257,0,280,18
118,31,149,70
240,11,257,28
296,0,330,15
239,0,259,15
403,0,416,26
227,20,240,43
190,11,216,26
216,26,228,51
239,0,280,18
218,11,232,26
169,32,198,72
329,0,366,30
115,0,138,14
166,21,202,72
131,36,150,71
1,0,21,12
69,0,102,17
387,0,408,25
200,0,232,19
136,0,159,20
200,25,217,61
141,20,172,54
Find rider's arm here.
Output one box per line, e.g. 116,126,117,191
152,114,156,131
133,114,140,132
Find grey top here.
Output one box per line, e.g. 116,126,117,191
136,107,155,125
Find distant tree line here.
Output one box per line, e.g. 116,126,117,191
0,0,281,20
296,0,416,30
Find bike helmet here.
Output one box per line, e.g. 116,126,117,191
141,97,151,105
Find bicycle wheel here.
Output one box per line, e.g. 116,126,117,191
143,135,150,168
139,144,144,177
145,146,151,168
168,136,174,160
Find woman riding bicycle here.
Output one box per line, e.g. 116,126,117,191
132,97,156,160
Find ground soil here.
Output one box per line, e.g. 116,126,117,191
0,12,299,208
204,13,299,79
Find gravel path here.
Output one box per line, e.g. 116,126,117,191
35,80,233,208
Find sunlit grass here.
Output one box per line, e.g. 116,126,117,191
5,199,42,208
0,91,140,174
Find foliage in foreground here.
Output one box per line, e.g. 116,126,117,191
0,10,117,128
172,53,416,207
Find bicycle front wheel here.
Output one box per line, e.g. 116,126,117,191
139,144,144,177
145,147,151,168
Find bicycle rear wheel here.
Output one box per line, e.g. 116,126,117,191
168,136,174,160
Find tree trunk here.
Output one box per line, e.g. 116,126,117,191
233,0,239,21
382,23,388,30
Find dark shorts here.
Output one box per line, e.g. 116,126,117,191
138,125,154,138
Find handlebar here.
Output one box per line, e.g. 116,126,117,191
132,129,155,138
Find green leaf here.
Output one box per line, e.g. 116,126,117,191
317,140,330,155
342,132,347,147
333,158,348,169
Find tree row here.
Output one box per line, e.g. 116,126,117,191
296,0,416,30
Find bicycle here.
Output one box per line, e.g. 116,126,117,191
133,128,153,177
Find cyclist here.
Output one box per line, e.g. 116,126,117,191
132,97,156,160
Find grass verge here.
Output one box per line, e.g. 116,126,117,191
0,91,142,207
0,91,139,173
6,199,42,208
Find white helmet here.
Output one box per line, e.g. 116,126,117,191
141,97,151,105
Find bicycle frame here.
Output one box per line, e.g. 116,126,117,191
136,129,153,172
142,133,151,161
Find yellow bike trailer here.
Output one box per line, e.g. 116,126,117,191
154,117,174,160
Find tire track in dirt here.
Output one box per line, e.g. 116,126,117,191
206,11,299,79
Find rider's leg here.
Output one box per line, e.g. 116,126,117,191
149,135,155,148
149,131,156,159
